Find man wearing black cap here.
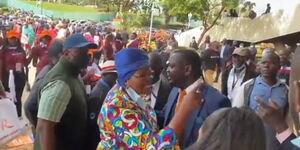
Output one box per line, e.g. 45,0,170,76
35,34,97,150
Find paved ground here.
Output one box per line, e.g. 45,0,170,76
2,65,36,150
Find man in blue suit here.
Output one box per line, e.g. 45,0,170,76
162,49,231,148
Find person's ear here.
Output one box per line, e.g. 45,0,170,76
184,64,192,76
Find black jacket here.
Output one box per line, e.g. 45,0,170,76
24,64,53,128
86,79,113,150
154,74,172,111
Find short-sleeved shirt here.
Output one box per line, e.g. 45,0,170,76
249,76,288,110
127,39,140,48
0,46,27,72
101,44,114,60
114,39,124,52
31,46,50,73
37,80,71,122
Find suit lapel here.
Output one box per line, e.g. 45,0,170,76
156,75,168,101
183,107,200,146
182,85,209,147
155,80,164,108
164,87,179,126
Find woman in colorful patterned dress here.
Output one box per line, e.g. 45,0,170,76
97,48,204,149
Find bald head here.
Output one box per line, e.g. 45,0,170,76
149,52,163,77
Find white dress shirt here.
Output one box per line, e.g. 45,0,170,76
227,65,246,101
150,79,161,108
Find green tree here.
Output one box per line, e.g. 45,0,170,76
162,0,241,43
99,0,154,12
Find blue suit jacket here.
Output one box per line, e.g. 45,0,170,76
160,85,231,148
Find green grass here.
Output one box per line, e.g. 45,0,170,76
20,0,99,12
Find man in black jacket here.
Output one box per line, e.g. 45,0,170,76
149,52,172,111
24,40,63,130
87,60,118,150
201,41,221,85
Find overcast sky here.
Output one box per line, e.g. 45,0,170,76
248,0,300,15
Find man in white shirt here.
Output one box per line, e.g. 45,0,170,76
221,48,256,101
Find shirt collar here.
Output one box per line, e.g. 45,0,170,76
257,76,286,87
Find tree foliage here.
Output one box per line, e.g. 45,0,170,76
161,0,241,42
97,0,155,12
44,0,155,12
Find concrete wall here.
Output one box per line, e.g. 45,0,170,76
207,3,300,43
176,3,300,47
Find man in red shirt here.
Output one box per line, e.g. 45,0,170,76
127,32,140,48
114,33,124,53
28,31,52,74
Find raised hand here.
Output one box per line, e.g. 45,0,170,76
256,97,288,133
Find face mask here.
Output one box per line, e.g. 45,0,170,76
72,51,90,69
126,87,147,109
40,42,47,48
233,64,245,71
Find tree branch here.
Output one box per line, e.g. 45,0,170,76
206,5,225,30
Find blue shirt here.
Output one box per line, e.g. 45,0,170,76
249,76,288,110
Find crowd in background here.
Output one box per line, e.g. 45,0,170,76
0,8,299,150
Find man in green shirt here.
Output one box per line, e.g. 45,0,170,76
35,34,97,150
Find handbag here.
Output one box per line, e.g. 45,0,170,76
0,98,26,146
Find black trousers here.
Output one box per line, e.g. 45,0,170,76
3,71,26,117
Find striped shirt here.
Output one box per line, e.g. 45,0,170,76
37,80,71,123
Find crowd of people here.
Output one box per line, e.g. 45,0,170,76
0,8,299,150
